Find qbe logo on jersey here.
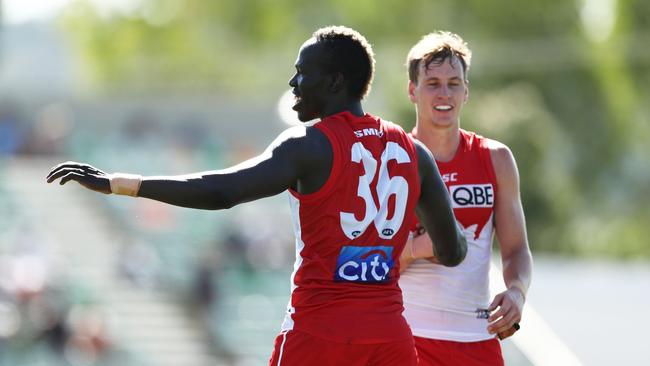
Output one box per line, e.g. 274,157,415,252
450,184,494,208
334,246,394,283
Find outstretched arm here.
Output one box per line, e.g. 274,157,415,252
46,126,327,210
412,140,466,267
485,141,533,340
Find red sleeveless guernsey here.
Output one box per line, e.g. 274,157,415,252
282,111,421,344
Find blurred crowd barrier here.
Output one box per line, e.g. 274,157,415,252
0,171,143,365
0,96,299,365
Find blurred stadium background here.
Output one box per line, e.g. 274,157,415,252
1,0,649,365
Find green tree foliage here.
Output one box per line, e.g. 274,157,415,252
61,0,650,258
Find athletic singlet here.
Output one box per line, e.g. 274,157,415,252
400,129,498,342
282,111,421,344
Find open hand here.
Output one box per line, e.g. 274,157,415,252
46,161,112,194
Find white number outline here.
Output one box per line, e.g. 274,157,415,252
340,142,411,239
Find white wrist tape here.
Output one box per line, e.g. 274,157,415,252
508,280,527,301
109,173,142,197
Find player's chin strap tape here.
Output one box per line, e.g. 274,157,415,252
109,173,143,197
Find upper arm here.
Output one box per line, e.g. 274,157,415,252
198,126,321,205
489,140,530,258
136,126,331,210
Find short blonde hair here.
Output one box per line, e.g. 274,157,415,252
406,31,472,84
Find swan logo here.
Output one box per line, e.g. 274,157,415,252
334,246,394,283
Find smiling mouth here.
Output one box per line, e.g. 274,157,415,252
434,105,453,111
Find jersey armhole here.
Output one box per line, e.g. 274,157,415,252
288,123,342,202
479,138,499,194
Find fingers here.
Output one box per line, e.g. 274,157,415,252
47,162,105,183
47,161,80,180
488,306,517,335
487,291,522,336
48,167,85,183
54,170,112,194
487,293,503,312
497,324,519,340
488,300,508,323
59,171,86,185
46,161,112,194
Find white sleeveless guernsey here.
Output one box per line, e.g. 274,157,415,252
400,129,498,342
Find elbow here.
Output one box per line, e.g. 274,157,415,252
203,190,238,210
437,235,467,267
210,199,237,211
218,198,237,210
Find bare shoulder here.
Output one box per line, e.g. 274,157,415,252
280,124,331,166
260,125,331,173
270,125,325,150
484,138,518,180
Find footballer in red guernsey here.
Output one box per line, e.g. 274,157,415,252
46,26,467,366
399,31,532,366
281,111,420,344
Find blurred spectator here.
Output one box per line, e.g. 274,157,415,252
221,228,253,273
118,240,161,289
0,213,133,365
27,286,69,353
121,109,161,143
64,304,113,366
21,102,73,156
0,102,26,156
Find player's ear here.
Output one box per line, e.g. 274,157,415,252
408,80,417,103
329,72,345,93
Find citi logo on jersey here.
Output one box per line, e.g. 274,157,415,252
449,184,494,208
354,128,384,138
334,246,394,283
